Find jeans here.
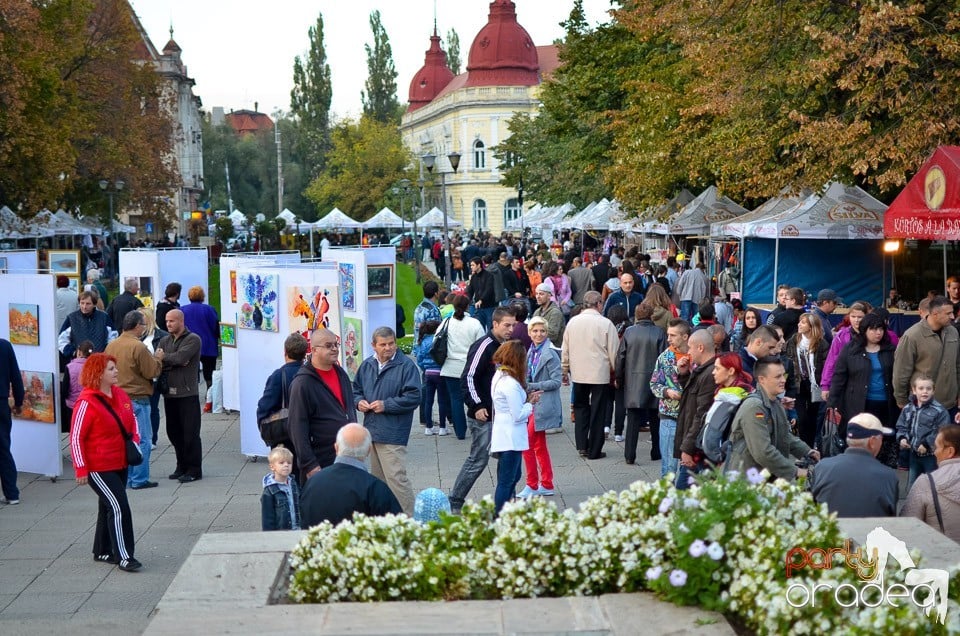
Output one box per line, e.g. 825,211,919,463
475,307,495,331
443,376,467,439
659,418,678,477
449,417,492,510
675,462,703,490
908,452,938,492
127,398,153,487
0,410,18,500
494,450,523,515
422,373,450,429
680,300,697,322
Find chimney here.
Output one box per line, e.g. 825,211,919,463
254,101,258,113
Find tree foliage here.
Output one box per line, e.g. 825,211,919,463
0,0,176,217
304,116,413,221
446,28,461,75
362,10,401,124
291,12,333,177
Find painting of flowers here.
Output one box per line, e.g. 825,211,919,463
338,263,356,310
238,273,279,332
9,303,39,346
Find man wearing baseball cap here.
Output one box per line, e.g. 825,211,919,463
812,289,842,344
808,413,898,517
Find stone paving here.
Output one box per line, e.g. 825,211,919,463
0,384,664,635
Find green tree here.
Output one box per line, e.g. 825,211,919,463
361,10,400,124
446,28,461,75
214,216,234,243
304,116,413,221
290,13,333,177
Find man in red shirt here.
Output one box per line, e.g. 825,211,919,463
288,329,356,483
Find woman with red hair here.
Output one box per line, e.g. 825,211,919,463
70,353,142,572
694,353,755,470
712,352,754,393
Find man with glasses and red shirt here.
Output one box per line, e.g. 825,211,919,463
288,329,356,484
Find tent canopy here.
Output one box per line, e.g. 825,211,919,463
885,145,960,240
363,207,405,228
415,207,462,228
0,206,51,239
712,188,809,238
313,207,362,229
652,186,748,236
228,209,247,227
557,200,603,229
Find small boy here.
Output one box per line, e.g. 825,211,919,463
261,445,301,531
897,374,950,489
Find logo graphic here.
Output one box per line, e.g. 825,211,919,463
925,165,946,211
784,527,948,623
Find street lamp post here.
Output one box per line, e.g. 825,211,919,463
99,179,125,277
416,167,426,284
422,151,460,290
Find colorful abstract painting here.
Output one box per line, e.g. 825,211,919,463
338,263,356,310
9,303,39,346
342,317,363,381
219,323,236,348
14,370,56,423
229,270,237,303
238,273,279,332
288,286,341,345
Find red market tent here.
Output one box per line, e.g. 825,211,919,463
885,146,960,240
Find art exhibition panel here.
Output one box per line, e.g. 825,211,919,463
0,249,39,274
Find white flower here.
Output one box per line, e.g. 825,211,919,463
688,539,707,557
658,497,674,514
683,497,700,509
646,566,662,580
669,569,687,587
707,542,725,561
746,467,764,485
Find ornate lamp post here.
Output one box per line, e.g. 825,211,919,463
422,151,460,289
99,179,125,276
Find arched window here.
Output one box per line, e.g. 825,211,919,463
472,199,488,230
473,139,486,170
503,198,521,227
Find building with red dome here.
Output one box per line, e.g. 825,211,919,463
400,0,559,233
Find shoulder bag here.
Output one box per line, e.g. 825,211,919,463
928,473,945,533
93,394,143,466
258,372,289,447
430,318,451,366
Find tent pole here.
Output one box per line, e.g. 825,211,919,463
773,235,780,303
945,241,948,293
739,236,745,299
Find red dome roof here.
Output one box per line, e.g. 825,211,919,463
466,0,539,87
407,30,456,112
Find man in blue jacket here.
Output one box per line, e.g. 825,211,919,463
603,273,642,319
352,327,422,514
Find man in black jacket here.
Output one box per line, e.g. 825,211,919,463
465,257,497,330
616,303,667,465
448,306,517,513
300,423,401,527
288,329,356,483
106,277,144,329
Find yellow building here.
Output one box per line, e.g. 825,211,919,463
400,0,558,234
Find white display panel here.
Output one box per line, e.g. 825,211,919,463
362,246,398,357
1,249,39,273
158,248,209,307
0,274,61,477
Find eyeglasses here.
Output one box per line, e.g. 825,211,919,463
315,342,339,351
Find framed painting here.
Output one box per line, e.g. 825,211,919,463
48,250,80,276
8,303,39,346
0,256,6,274
237,273,279,331
367,264,394,299
338,263,356,310
342,317,363,381
219,323,237,348
13,370,56,423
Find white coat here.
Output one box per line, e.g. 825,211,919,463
489,370,532,454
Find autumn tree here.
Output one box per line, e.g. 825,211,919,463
446,28,461,75
362,10,401,124
291,13,333,177
304,116,413,220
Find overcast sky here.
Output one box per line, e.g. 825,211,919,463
130,0,614,119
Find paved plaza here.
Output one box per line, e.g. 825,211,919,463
0,385,661,635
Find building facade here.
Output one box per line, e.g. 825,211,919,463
400,0,558,234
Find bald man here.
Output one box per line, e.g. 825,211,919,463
673,329,717,490
158,309,203,482
300,423,402,527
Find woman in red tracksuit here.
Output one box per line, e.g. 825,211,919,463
70,353,142,572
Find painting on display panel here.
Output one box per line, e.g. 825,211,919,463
287,285,342,348
238,273,279,332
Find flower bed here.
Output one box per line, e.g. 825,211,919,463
288,471,960,634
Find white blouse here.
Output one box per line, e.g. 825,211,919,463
489,370,533,454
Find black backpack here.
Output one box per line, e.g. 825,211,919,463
430,318,450,366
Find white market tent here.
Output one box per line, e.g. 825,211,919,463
312,207,362,230
363,207,405,228
711,188,813,239
557,200,603,229
415,207,462,228
0,206,51,239
616,189,696,234
649,186,748,236
228,209,247,227
505,203,540,229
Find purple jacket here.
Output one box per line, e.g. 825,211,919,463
181,300,220,357
820,326,853,393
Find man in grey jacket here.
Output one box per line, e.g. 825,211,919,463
352,326,422,514
158,309,203,483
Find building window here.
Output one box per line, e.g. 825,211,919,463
503,198,521,227
473,139,486,170
473,199,488,230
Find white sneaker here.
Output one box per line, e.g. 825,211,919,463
516,485,537,498
424,428,435,436
151,443,157,450
0,497,19,505
615,435,624,443
536,487,555,496
437,428,449,436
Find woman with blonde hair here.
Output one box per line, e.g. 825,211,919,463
138,307,168,447
180,285,219,412
785,313,830,446
490,340,540,514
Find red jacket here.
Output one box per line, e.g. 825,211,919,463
70,386,139,478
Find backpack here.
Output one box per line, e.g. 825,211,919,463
698,386,750,464
430,318,451,366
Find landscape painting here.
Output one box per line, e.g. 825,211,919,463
48,250,80,276
367,264,393,299
8,303,39,346
13,370,56,423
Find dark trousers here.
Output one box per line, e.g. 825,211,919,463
573,382,606,458
604,385,626,436
150,382,162,444
164,396,203,478
625,407,659,463
88,468,135,561
199,355,217,396
443,376,467,439
0,411,18,501
795,381,819,447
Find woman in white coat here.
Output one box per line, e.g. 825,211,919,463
490,340,540,514
439,295,485,440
